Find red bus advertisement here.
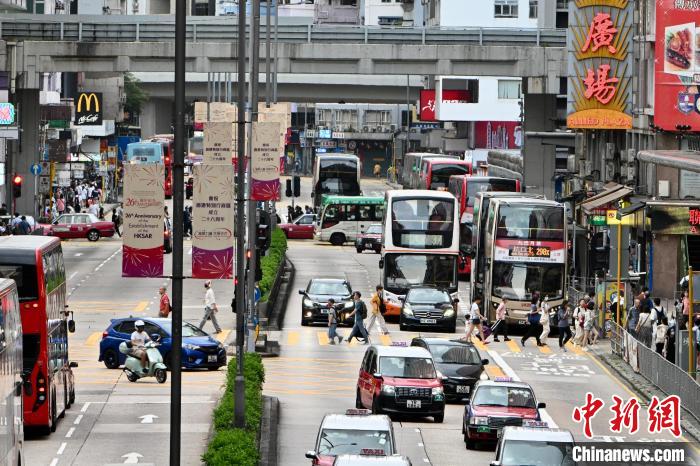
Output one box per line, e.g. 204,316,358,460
447,175,521,278
0,236,76,434
419,158,471,191
151,137,174,199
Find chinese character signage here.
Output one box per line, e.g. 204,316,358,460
419,89,471,122
192,165,235,279
649,204,700,234
122,165,165,277
194,102,237,124
203,122,236,165
257,111,288,172
251,121,282,201
74,92,103,126
654,0,700,131
567,0,633,129
494,239,566,264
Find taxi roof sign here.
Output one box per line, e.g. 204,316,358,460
494,377,513,382
390,342,408,347
345,409,371,416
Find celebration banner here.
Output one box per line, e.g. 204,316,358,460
122,164,165,277
203,122,236,165
257,111,288,171
192,164,235,279
251,121,282,201
194,102,237,124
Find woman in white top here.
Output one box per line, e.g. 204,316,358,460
572,299,586,346
539,296,551,345
464,296,487,344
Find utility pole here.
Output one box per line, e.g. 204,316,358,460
234,0,248,429
247,0,261,353
273,0,278,104
170,0,186,463
265,0,271,108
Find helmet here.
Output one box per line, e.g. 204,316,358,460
135,320,145,327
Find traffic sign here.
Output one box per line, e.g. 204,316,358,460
38,176,50,195
30,163,42,176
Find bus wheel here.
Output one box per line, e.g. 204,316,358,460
61,378,68,414
330,233,345,246
69,384,75,406
50,396,57,432
87,229,100,242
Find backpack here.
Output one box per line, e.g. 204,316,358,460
654,306,666,322
527,311,541,325
360,301,368,319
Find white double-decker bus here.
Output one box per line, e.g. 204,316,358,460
380,190,460,317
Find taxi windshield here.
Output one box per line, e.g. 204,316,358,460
379,357,437,379
500,440,575,466
317,429,391,456
473,386,536,408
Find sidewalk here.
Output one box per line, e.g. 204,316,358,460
591,344,700,443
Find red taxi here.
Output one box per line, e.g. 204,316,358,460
305,409,395,466
462,378,545,449
279,213,317,239
356,344,445,423
48,213,115,241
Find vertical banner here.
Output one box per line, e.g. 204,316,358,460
252,121,282,201
257,111,288,171
192,165,235,278
203,122,236,165
122,165,165,277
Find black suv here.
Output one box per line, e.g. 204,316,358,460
299,278,355,326
399,286,458,332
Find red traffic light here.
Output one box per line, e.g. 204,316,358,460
12,175,22,185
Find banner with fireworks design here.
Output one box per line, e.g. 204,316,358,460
122,164,165,277
251,121,282,201
192,164,235,278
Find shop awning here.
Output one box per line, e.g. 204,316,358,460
637,150,700,173
580,182,634,214
617,202,646,219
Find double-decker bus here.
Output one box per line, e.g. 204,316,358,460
380,190,460,317
400,153,459,189
312,154,362,211
0,279,24,464
447,176,522,278
469,197,566,324
314,196,384,245
150,137,174,199
418,158,472,191
0,236,76,434
125,139,173,199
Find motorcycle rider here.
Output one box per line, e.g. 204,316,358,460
130,320,151,374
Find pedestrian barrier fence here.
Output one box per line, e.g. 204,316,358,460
610,321,700,423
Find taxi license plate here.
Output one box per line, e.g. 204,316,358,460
406,400,421,409
207,355,218,363
477,426,490,433
365,244,374,249
420,318,437,324
456,385,470,394
321,309,330,314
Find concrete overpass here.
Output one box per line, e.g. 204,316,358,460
0,14,566,92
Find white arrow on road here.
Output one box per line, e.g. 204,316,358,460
139,414,158,424
122,452,143,464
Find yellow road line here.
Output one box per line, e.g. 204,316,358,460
214,330,231,343
473,339,487,352
484,364,505,379
379,334,392,346
84,332,102,347
566,342,585,355
505,340,521,353
317,331,329,346
286,331,300,346
134,301,149,313
538,344,553,354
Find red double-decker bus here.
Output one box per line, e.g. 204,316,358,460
0,236,76,434
151,136,174,199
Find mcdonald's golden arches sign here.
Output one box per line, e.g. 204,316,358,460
75,92,103,126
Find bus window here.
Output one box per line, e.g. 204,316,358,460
496,206,564,241
391,198,454,249
358,205,373,222
322,205,341,229
22,334,40,376
345,205,358,222
374,205,385,222
0,265,39,302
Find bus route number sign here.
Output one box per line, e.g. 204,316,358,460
509,245,551,258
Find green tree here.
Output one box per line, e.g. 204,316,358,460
123,72,149,117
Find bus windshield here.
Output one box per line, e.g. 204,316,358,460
384,254,457,294
126,143,163,164
466,179,518,207
318,159,360,196
0,264,39,302
431,164,469,189
496,205,564,241
492,262,565,300
391,198,454,249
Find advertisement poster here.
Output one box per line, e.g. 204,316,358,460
649,205,700,235
419,89,471,122
566,0,633,129
493,239,566,264
655,0,700,130
203,122,236,165
122,165,165,277
251,121,282,201
192,165,235,279
474,121,522,149
194,102,237,124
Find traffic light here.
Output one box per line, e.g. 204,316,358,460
285,179,292,198
256,210,272,252
255,254,262,282
293,175,301,197
12,175,22,198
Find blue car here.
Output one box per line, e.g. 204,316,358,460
98,317,227,370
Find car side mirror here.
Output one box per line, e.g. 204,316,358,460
481,359,489,365
373,372,382,379
305,451,318,460
378,258,384,269
298,289,305,295
151,333,161,342
69,361,79,368
537,402,547,409
68,320,76,333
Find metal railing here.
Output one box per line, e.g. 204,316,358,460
0,14,566,47
610,321,700,422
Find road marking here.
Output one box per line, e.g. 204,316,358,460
74,253,82,257
81,402,91,412
57,442,67,455
317,331,329,345
139,414,158,424
505,340,521,353
287,331,300,346
49,459,58,466
379,334,392,346
214,329,231,343
85,332,102,347
65,427,75,438
538,408,559,429
69,271,78,281
74,414,83,425
134,301,149,313
538,344,553,354
566,342,585,356
484,363,505,379
473,340,487,351
122,452,143,464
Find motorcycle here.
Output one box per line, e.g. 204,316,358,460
119,337,168,384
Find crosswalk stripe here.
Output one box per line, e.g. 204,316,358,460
287,331,300,346
84,332,102,347
379,334,392,346
566,342,585,355
473,340,487,351
538,344,553,354
134,301,149,313
214,329,231,343
484,364,505,379
505,339,521,353
317,331,330,345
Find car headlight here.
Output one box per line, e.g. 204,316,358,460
344,301,354,309
432,387,443,395
402,304,413,316
303,298,315,307
470,416,489,426
184,343,199,351
382,385,395,395
443,308,455,317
